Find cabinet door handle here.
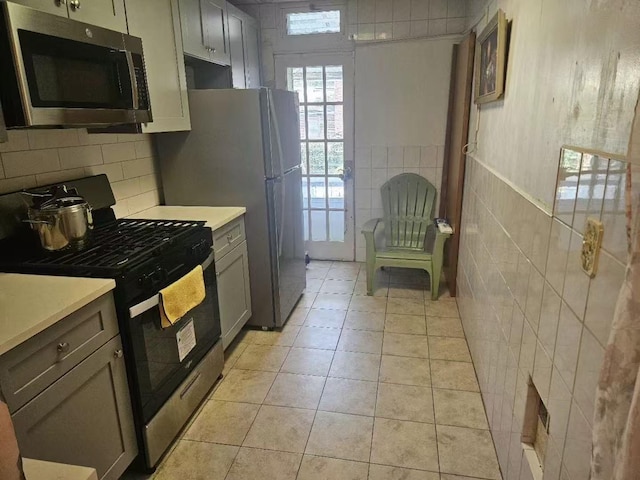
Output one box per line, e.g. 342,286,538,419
69,0,80,10
114,349,124,359
57,342,70,354
226,233,233,243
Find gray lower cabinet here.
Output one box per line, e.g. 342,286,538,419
11,335,136,480
216,239,252,350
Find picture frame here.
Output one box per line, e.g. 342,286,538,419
474,9,508,104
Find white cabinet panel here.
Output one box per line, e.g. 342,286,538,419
67,0,127,33
126,0,191,132
243,21,261,88
8,0,68,16
228,11,245,88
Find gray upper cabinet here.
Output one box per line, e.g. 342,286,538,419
125,0,191,132
227,8,245,88
179,0,230,66
11,0,127,32
67,0,127,33
243,20,261,88
227,3,261,89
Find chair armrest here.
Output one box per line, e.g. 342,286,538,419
432,229,451,263
362,218,381,254
361,218,381,235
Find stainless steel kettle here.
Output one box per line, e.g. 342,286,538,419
23,188,93,251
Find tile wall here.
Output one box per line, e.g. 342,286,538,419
345,0,468,41
354,144,444,261
0,129,162,218
457,152,638,479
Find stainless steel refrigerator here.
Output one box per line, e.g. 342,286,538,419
156,88,306,329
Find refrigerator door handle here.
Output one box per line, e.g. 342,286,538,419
268,90,287,256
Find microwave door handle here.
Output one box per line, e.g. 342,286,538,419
124,51,139,110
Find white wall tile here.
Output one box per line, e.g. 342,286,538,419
372,147,388,168
348,0,358,24
358,0,376,23
355,168,372,188
403,146,420,167
572,320,603,422
375,0,393,22
387,146,404,168
357,23,375,40
447,0,466,18
410,0,429,20
428,18,447,35
0,131,30,153
562,230,590,320
2,149,60,178
392,21,411,38
355,146,372,168
122,157,156,179
27,130,78,149
355,188,372,209
102,142,136,164
446,17,466,34
36,168,86,186
85,163,125,184
584,251,625,346
375,22,393,39
410,20,429,36
392,0,411,21
420,146,437,167
429,0,448,19
0,175,37,194
134,139,155,159
58,145,103,169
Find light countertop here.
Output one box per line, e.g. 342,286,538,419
129,206,246,231
0,274,115,356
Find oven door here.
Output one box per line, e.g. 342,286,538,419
0,2,151,127
127,250,221,422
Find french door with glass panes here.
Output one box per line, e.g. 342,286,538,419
275,53,354,260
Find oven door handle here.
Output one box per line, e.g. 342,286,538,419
129,249,215,319
124,50,139,110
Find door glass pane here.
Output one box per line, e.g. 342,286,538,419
325,66,343,102
327,177,344,209
311,210,327,241
305,67,324,102
301,176,309,208
326,105,343,139
308,142,326,174
303,211,309,241
307,106,324,139
300,143,308,174
309,176,326,209
329,211,345,241
299,106,307,140
327,142,344,174
287,67,304,102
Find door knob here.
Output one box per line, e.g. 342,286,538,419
69,0,81,10
338,166,352,182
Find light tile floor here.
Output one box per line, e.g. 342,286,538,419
124,262,501,480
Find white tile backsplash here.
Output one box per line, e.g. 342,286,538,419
0,128,162,217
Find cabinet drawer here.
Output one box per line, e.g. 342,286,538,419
0,293,118,413
212,216,246,260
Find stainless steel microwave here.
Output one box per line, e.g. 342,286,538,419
0,2,152,128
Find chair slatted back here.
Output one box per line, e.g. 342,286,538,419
380,173,436,250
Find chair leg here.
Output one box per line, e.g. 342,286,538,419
366,261,376,296
429,264,442,301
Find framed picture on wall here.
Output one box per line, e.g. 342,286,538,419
474,9,508,104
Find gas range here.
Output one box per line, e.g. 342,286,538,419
0,175,224,471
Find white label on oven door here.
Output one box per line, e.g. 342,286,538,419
177,318,197,362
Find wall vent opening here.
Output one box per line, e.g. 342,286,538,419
521,378,549,478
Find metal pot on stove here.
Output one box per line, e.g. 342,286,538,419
23,188,94,251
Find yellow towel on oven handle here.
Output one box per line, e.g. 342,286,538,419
159,265,206,329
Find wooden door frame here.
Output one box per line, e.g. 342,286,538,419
440,32,475,297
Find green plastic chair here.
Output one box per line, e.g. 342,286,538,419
362,173,451,300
